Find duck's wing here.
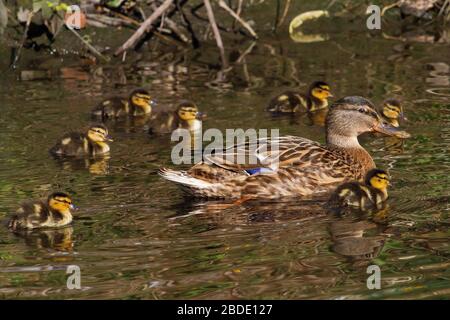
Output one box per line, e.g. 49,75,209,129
49,132,86,156
9,200,50,229
203,135,333,171
147,111,178,134
91,97,128,118
267,91,307,113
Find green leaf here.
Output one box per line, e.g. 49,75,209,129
106,0,125,9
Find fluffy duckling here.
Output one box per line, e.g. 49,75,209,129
9,192,76,230
91,88,155,119
49,124,113,157
148,101,205,135
380,99,405,128
330,169,390,211
267,81,333,113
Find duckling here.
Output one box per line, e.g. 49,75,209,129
330,169,390,211
380,99,405,128
49,124,113,157
267,81,333,113
8,192,76,230
91,88,154,119
148,101,205,135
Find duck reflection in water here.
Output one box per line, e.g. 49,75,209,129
11,226,74,252
329,217,386,267
52,156,111,175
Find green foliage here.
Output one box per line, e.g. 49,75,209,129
106,0,126,9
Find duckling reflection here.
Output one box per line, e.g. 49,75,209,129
53,156,111,175
306,107,329,127
166,198,328,226
11,226,74,252
329,219,385,264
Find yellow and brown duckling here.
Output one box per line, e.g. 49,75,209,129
267,81,333,113
9,192,76,230
330,169,390,211
148,101,205,135
380,99,405,128
91,88,155,119
49,124,113,157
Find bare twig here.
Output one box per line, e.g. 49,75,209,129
277,0,291,28
235,41,257,64
165,17,189,43
232,0,243,30
11,11,33,68
438,0,450,17
86,13,137,27
381,1,401,16
114,0,174,56
65,22,110,62
177,0,200,48
204,0,228,69
218,0,258,39
149,2,189,44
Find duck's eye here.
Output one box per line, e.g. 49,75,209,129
358,109,365,113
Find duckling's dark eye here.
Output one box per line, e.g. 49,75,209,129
358,109,365,113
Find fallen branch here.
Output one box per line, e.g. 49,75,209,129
86,13,137,27
164,17,189,43
218,0,258,39
65,22,110,62
204,0,228,69
114,0,174,56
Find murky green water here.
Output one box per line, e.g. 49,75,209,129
0,4,449,299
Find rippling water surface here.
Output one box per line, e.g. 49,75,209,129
0,7,449,299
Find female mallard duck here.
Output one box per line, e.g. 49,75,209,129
49,124,113,157
329,169,390,210
380,99,405,128
267,81,333,113
91,88,154,119
148,101,205,135
8,192,76,230
159,96,408,200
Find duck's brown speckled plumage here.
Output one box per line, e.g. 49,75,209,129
160,96,403,200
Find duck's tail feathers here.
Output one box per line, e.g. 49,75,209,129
158,168,212,189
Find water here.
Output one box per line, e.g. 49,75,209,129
0,8,449,299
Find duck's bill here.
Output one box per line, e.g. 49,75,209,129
69,204,79,210
373,122,411,139
196,112,207,120
106,135,114,142
399,112,408,121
